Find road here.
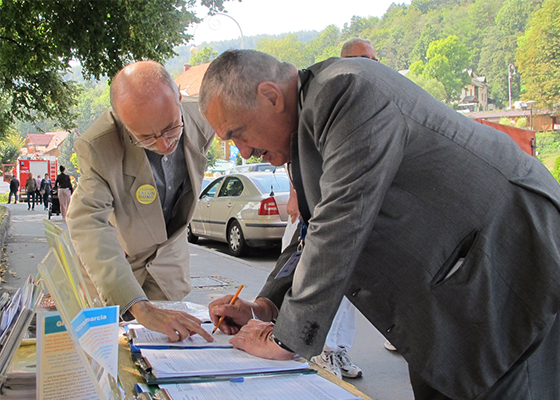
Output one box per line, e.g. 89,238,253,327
0,206,414,400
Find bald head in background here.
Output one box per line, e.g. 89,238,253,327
341,38,378,61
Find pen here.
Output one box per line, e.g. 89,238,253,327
212,284,244,334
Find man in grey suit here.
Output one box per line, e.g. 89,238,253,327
201,50,560,399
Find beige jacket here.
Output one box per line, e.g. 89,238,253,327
67,100,214,310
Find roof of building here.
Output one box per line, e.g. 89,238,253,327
43,130,69,155
174,63,210,97
26,133,55,146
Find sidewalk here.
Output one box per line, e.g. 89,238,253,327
0,202,414,400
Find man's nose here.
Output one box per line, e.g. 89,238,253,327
235,142,253,159
156,136,171,152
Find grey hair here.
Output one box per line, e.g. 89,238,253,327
341,38,374,57
199,50,294,114
110,60,179,115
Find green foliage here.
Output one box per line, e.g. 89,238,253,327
552,156,560,183
407,73,447,102
235,153,263,166
58,132,79,179
190,46,219,66
0,0,229,135
70,152,80,175
535,131,560,170
256,34,313,69
410,35,470,103
74,82,111,133
0,128,24,165
206,137,224,170
498,117,515,126
517,0,560,111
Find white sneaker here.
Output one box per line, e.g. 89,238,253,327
336,347,363,378
384,340,397,351
311,351,342,379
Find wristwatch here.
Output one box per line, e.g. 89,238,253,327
269,333,294,353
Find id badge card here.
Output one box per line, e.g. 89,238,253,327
275,250,302,279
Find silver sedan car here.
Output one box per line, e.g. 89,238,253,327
188,172,290,256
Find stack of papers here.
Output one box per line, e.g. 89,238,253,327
129,323,233,349
140,348,309,379
0,275,43,380
158,374,361,400
151,301,211,323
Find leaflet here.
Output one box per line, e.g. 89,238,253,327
140,348,309,378
158,374,360,400
36,311,98,400
71,306,119,378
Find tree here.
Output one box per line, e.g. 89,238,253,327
58,131,80,180
517,0,560,110
0,128,24,166
552,156,560,183
407,74,447,102
256,34,313,69
206,137,224,170
306,25,340,63
190,46,219,66
0,0,229,137
410,35,470,103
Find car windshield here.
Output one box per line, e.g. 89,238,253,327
249,174,290,194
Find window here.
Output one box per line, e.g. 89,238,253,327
219,177,244,197
200,177,223,198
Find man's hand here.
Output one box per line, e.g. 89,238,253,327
209,296,277,335
229,319,295,360
130,300,214,343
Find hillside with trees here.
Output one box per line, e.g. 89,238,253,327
2,0,559,176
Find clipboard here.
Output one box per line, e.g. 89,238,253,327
130,352,317,385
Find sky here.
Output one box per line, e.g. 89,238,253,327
189,0,412,44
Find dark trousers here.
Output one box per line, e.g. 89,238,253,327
27,191,35,209
409,314,560,400
7,191,17,203
43,191,50,209
36,189,42,203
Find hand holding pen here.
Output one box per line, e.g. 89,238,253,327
212,285,244,334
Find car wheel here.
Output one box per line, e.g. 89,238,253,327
187,224,198,244
227,220,249,257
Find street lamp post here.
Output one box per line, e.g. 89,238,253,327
508,63,516,110
527,100,536,131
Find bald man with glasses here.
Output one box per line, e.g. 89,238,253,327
67,61,215,342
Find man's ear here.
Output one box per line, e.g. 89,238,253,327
257,82,284,111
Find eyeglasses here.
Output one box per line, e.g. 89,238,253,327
130,123,184,148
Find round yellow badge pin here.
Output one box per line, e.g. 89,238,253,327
136,184,157,204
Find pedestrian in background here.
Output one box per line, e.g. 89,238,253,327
25,175,37,210
55,165,73,219
41,173,52,210
35,174,42,204
7,174,19,204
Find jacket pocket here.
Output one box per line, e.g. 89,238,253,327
431,229,480,287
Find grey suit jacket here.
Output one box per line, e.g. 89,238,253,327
260,58,560,399
67,100,214,311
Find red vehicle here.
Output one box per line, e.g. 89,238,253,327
3,155,58,200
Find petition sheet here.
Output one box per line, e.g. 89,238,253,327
159,374,360,400
130,322,233,348
140,348,308,378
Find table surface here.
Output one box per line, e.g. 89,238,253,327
118,336,374,400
